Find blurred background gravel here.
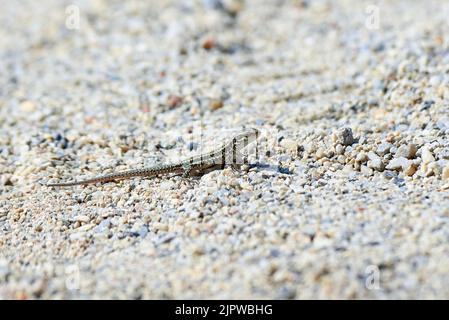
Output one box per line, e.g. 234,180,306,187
0,0,448,299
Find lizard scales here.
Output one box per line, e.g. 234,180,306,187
46,128,259,187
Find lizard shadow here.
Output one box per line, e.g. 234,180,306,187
189,162,294,178
183,162,293,183
248,162,294,175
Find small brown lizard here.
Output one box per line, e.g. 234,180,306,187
46,128,259,187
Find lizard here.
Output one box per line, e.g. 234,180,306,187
46,128,259,187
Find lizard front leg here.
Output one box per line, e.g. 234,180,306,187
230,153,250,172
181,162,192,178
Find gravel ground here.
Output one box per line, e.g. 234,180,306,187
1,0,449,299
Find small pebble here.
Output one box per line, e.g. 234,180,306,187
336,127,354,146
443,166,449,180
167,95,183,109
74,215,90,223
280,138,299,155
209,100,224,111
367,152,384,171
421,147,435,164
377,142,393,156
395,144,417,159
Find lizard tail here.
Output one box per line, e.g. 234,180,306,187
46,168,158,187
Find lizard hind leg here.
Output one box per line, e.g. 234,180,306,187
186,169,203,177
190,164,221,177
230,163,242,171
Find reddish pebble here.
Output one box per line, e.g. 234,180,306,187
202,38,215,50
167,95,183,109
210,100,224,111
